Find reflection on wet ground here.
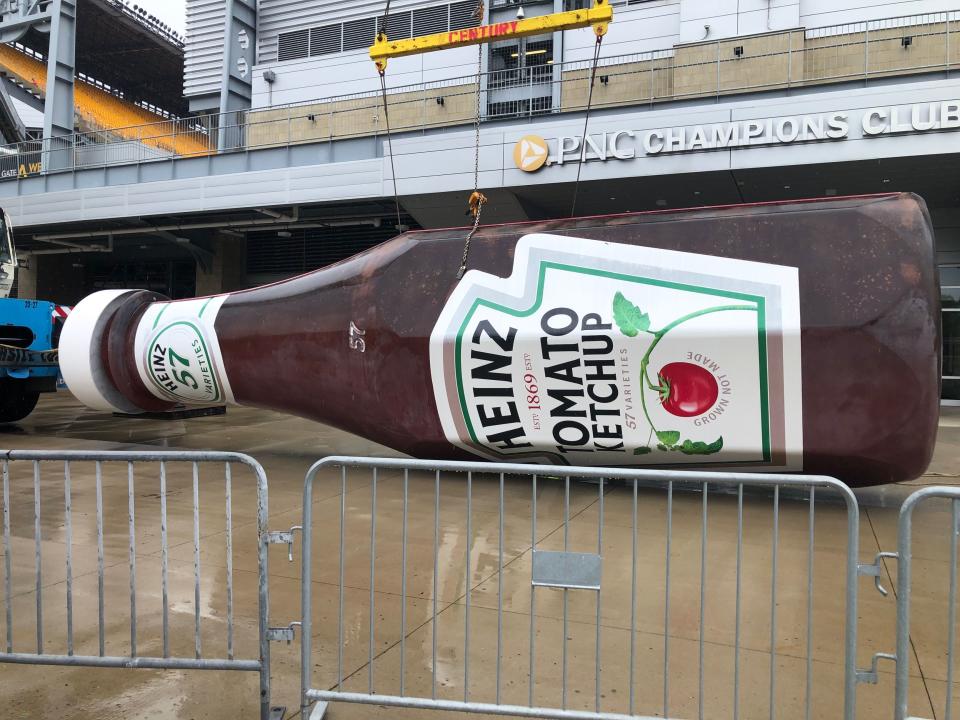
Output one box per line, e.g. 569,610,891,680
0,394,958,719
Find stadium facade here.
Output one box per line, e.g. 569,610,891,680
0,0,959,397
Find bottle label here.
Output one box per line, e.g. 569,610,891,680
133,296,234,406
430,234,803,470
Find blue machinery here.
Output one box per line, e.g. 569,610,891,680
0,214,61,422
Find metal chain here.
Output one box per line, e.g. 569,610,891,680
570,35,604,218
457,197,484,280
378,71,404,233
457,38,485,280
473,43,482,193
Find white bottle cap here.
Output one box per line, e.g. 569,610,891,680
59,289,146,415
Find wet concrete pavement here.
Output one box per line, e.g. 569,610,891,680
1,393,959,719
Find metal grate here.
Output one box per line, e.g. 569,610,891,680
299,457,863,720
343,17,377,52
277,28,309,61
310,24,342,57
274,2,477,64
449,0,478,30
378,11,413,40
414,6,449,36
0,451,274,719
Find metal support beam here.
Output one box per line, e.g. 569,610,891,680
370,0,611,71
218,0,256,151
0,1,53,43
41,0,75,172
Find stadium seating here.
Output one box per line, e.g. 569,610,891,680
0,44,210,157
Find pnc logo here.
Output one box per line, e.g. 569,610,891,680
513,135,549,172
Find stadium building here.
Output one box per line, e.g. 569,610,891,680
0,0,959,397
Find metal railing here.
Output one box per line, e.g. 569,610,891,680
4,447,960,720
299,456,861,720
891,486,960,720
0,9,956,179
0,449,275,720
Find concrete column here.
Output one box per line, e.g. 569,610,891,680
15,259,37,300
195,234,247,296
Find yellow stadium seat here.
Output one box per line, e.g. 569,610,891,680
0,44,212,157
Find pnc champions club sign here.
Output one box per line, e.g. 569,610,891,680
512,99,960,172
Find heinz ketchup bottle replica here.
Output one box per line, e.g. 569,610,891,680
60,193,939,487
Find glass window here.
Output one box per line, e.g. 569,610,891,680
942,265,960,401
942,267,960,286
488,35,553,89
944,310,960,375
943,287,960,308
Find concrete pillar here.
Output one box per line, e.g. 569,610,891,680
15,259,37,299
195,234,247,296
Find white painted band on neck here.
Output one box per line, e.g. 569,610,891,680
59,289,145,414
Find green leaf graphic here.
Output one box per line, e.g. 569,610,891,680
656,430,680,446
634,446,652,455
678,437,724,455
613,292,650,337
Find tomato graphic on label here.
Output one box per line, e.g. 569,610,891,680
657,362,719,418
611,291,756,457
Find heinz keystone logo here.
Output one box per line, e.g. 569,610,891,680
513,135,549,172
146,322,222,404
134,295,234,407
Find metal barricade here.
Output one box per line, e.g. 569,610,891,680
891,486,960,720
299,456,862,720
0,450,275,720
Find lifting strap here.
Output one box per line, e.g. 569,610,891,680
377,71,403,233
377,0,404,233
570,31,605,217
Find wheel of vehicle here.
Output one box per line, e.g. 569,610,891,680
0,384,40,423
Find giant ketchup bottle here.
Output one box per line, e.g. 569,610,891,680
60,193,940,487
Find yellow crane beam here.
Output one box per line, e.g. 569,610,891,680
370,0,612,71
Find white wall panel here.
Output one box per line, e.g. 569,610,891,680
679,0,799,42
6,160,384,228
184,0,226,98
252,46,480,108
564,2,681,62
801,0,960,28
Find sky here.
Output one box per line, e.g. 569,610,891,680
132,0,186,35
